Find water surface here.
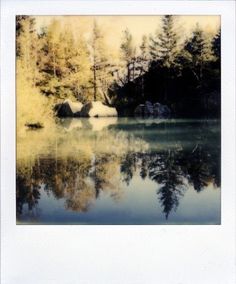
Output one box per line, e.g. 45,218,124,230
16,118,220,224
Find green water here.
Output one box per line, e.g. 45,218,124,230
16,118,220,224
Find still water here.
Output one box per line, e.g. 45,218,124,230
16,118,220,224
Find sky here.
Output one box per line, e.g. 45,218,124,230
35,15,220,56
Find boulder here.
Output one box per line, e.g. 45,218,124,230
56,99,83,117
80,101,117,117
144,101,154,116
134,101,171,118
134,101,154,117
153,103,171,118
134,104,145,116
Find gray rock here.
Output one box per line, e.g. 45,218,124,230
57,102,74,117
134,104,145,116
144,101,154,116
56,99,83,117
153,103,171,118
80,101,117,117
134,101,171,118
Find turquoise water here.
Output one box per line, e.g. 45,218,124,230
16,118,220,224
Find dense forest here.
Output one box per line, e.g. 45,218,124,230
16,15,221,128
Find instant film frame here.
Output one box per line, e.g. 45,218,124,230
16,14,221,225
1,0,236,283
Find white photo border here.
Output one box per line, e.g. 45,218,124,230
1,1,235,283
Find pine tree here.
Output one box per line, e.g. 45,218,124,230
16,16,51,129
120,29,136,82
212,28,221,63
59,28,91,101
149,15,180,68
16,16,29,57
37,20,91,100
46,19,61,79
90,20,111,101
138,35,150,73
183,25,214,82
16,16,38,85
36,19,62,97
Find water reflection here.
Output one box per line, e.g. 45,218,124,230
120,146,220,219
16,118,220,224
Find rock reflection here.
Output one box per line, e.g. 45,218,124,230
62,117,118,132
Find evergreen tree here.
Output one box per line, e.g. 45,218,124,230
149,15,180,68
140,35,149,59
183,25,213,82
16,16,38,85
16,16,51,129
120,29,136,82
212,28,221,63
16,16,30,57
37,20,91,100
36,19,62,97
148,150,185,219
138,35,150,73
59,28,91,101
90,20,112,101
46,19,61,79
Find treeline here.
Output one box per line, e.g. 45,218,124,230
16,15,220,120
16,16,116,104
112,16,221,117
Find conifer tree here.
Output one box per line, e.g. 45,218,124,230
46,19,61,79
212,28,221,63
183,25,214,82
120,29,136,82
36,19,62,97
90,20,111,101
59,28,91,101
140,35,149,59
37,20,91,100
16,16,51,129
149,15,179,68
16,16,30,57
16,16,38,85
138,35,150,73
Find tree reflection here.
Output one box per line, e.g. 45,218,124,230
16,175,41,218
119,144,220,219
120,152,137,185
16,155,94,218
16,131,220,221
140,155,148,180
148,150,186,219
90,153,122,200
181,146,212,192
16,152,123,219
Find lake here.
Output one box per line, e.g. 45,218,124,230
16,118,221,224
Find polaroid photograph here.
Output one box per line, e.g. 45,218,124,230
1,1,235,283
16,14,221,225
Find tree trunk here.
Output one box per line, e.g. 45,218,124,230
93,66,97,101
52,49,56,78
127,63,130,82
